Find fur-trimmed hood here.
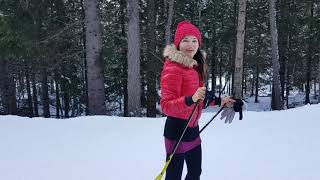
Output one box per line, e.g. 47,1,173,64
163,44,198,68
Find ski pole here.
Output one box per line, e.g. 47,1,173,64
155,100,200,180
200,105,225,133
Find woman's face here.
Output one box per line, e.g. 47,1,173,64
179,35,199,58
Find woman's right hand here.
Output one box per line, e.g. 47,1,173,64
221,96,236,107
192,87,206,103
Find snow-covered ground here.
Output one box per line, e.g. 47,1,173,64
1,103,320,180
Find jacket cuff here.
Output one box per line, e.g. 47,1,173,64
185,96,194,106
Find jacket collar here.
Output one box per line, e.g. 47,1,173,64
163,44,198,68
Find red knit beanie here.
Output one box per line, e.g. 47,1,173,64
174,20,202,48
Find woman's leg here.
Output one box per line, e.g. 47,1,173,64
165,153,184,180
184,145,202,180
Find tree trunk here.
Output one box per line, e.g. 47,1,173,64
17,74,24,100
31,73,39,117
41,67,50,118
197,1,201,27
305,0,314,104
0,57,17,115
254,40,262,103
71,98,78,117
286,68,290,108
127,0,141,115
255,64,259,103
140,72,146,108
278,0,288,102
219,57,222,95
250,73,254,97
314,80,317,100
146,0,157,117
7,73,17,115
269,0,283,110
54,73,61,118
84,0,106,115
50,79,55,95
165,0,174,45
231,0,238,95
241,67,245,97
25,71,34,117
233,0,247,99
219,15,223,96
244,71,247,96
210,27,217,92
241,45,247,97
55,83,61,118
318,53,320,103
62,81,70,118
286,0,292,108
119,0,128,116
80,0,89,115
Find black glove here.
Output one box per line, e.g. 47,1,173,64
233,99,244,120
203,90,221,109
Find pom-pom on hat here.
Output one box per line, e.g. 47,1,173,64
174,20,202,48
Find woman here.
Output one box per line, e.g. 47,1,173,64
160,20,235,180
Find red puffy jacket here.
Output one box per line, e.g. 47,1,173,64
160,44,204,127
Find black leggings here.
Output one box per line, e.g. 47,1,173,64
165,145,202,180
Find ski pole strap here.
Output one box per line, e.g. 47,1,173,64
203,90,222,109
233,99,244,120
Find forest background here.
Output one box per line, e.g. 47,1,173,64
0,0,319,118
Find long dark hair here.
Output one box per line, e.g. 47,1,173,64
193,49,208,81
